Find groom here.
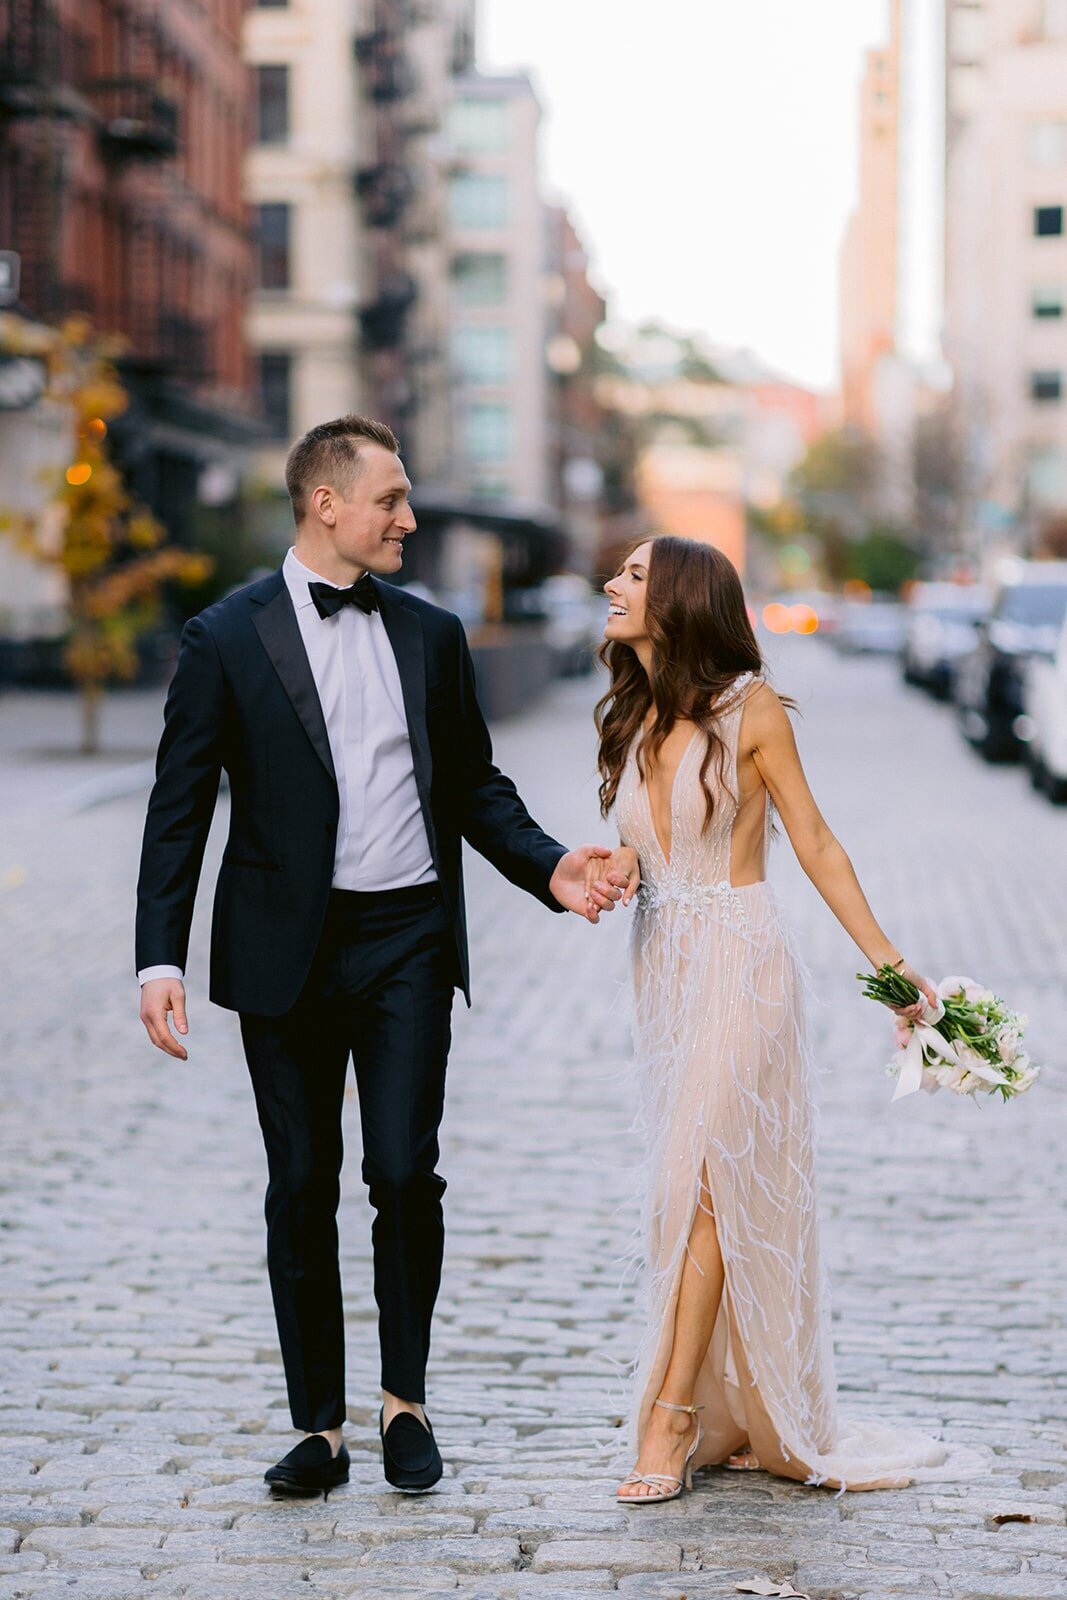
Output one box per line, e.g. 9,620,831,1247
136,415,616,1495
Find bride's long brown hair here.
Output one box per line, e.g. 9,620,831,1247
596,535,771,828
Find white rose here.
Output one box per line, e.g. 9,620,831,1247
997,1027,1020,1062
940,972,991,998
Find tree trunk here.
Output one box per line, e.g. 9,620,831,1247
81,683,102,756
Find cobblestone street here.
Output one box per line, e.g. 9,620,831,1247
1,637,1064,1600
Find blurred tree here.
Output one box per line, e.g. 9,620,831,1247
780,427,920,590
0,318,211,752
747,500,807,546
790,427,882,538
640,412,725,450
912,407,962,557
676,338,724,385
842,527,919,591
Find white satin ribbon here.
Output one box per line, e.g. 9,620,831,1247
892,996,953,1101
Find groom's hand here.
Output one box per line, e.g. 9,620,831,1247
140,978,190,1060
550,846,619,923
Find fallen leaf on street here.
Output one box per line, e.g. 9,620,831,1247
990,1511,1035,1525
736,1581,812,1600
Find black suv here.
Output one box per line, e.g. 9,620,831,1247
953,563,1067,760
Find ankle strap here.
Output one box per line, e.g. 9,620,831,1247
654,1398,704,1415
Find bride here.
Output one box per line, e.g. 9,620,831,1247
586,534,959,1501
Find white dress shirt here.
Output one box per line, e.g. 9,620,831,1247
138,548,435,985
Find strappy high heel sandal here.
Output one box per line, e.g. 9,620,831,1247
617,1399,704,1505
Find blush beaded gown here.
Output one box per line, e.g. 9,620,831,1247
616,674,958,1490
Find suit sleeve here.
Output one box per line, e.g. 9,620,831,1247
135,615,226,973
453,620,567,911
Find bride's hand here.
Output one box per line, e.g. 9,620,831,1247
886,960,938,1022
585,846,641,913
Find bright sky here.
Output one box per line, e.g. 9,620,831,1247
481,0,891,393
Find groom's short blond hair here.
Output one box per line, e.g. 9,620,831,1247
285,415,400,524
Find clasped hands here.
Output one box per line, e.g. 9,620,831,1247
544,843,641,923
145,848,646,1062
549,844,641,923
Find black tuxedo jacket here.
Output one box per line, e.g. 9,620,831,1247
135,569,567,1016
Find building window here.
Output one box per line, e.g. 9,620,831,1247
448,97,511,154
256,65,289,144
1030,446,1066,503
256,202,291,289
1031,122,1067,167
1042,0,1067,39
450,173,508,231
1030,369,1063,402
260,352,292,438
453,325,512,386
452,252,507,306
1033,283,1065,318
465,401,512,463
1034,205,1064,236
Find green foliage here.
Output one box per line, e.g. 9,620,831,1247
776,428,919,592
0,316,212,749
791,428,881,497
840,527,919,592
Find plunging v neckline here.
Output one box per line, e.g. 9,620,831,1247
643,727,701,867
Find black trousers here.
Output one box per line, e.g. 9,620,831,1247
240,883,454,1434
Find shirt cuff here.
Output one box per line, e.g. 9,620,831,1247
138,965,184,986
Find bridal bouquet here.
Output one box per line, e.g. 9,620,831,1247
856,965,1040,1103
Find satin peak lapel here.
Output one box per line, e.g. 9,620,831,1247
251,583,335,780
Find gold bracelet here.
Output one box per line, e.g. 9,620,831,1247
888,955,906,972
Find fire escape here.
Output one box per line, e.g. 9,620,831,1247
352,3,427,450
0,0,202,380
0,0,93,316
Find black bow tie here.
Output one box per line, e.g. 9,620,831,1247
308,574,379,619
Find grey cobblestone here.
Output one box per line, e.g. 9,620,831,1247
532,1537,682,1573
357,1535,520,1571
1,641,1065,1598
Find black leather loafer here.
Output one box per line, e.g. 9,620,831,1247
380,1408,443,1491
265,1436,350,1497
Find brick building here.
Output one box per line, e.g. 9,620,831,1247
0,0,257,542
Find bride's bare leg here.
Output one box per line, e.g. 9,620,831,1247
619,1170,726,1500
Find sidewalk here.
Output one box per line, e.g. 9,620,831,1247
0,688,165,825
0,643,1064,1599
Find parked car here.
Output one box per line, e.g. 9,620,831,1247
1022,614,1067,802
543,576,604,676
901,582,991,698
833,598,906,655
509,574,602,676
953,561,1067,760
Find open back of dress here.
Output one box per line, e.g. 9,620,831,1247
617,673,955,1489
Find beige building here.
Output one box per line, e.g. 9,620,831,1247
944,0,1067,539
443,72,550,505
839,3,901,434
243,0,475,496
